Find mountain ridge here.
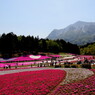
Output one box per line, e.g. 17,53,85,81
47,21,95,45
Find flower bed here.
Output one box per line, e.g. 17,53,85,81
51,69,95,95
0,69,66,95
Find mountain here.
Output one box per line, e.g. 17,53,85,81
47,21,95,45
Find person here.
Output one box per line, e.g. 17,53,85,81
5,65,8,69
15,63,18,69
31,64,32,67
84,58,89,63
3,66,5,69
77,61,82,64
9,65,11,69
38,63,39,67
15,65,17,69
40,63,42,67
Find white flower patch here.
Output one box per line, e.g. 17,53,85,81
29,55,41,59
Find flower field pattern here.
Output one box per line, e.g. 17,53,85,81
51,69,95,95
0,69,66,95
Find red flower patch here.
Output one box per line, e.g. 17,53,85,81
0,69,66,95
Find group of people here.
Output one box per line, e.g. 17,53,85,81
3,65,11,69
3,63,18,69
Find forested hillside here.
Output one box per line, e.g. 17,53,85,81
80,43,95,55
0,32,80,58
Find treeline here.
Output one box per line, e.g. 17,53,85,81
0,32,80,58
80,42,95,55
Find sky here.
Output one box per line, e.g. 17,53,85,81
0,0,95,38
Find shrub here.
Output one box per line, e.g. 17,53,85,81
64,64,70,68
55,65,61,68
81,63,91,69
71,64,77,68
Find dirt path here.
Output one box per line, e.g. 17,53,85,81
0,67,50,75
60,68,94,84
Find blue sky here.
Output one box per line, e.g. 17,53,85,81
0,0,95,38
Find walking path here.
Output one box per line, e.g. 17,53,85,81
60,68,94,84
0,67,50,75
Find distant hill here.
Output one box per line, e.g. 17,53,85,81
47,21,95,45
